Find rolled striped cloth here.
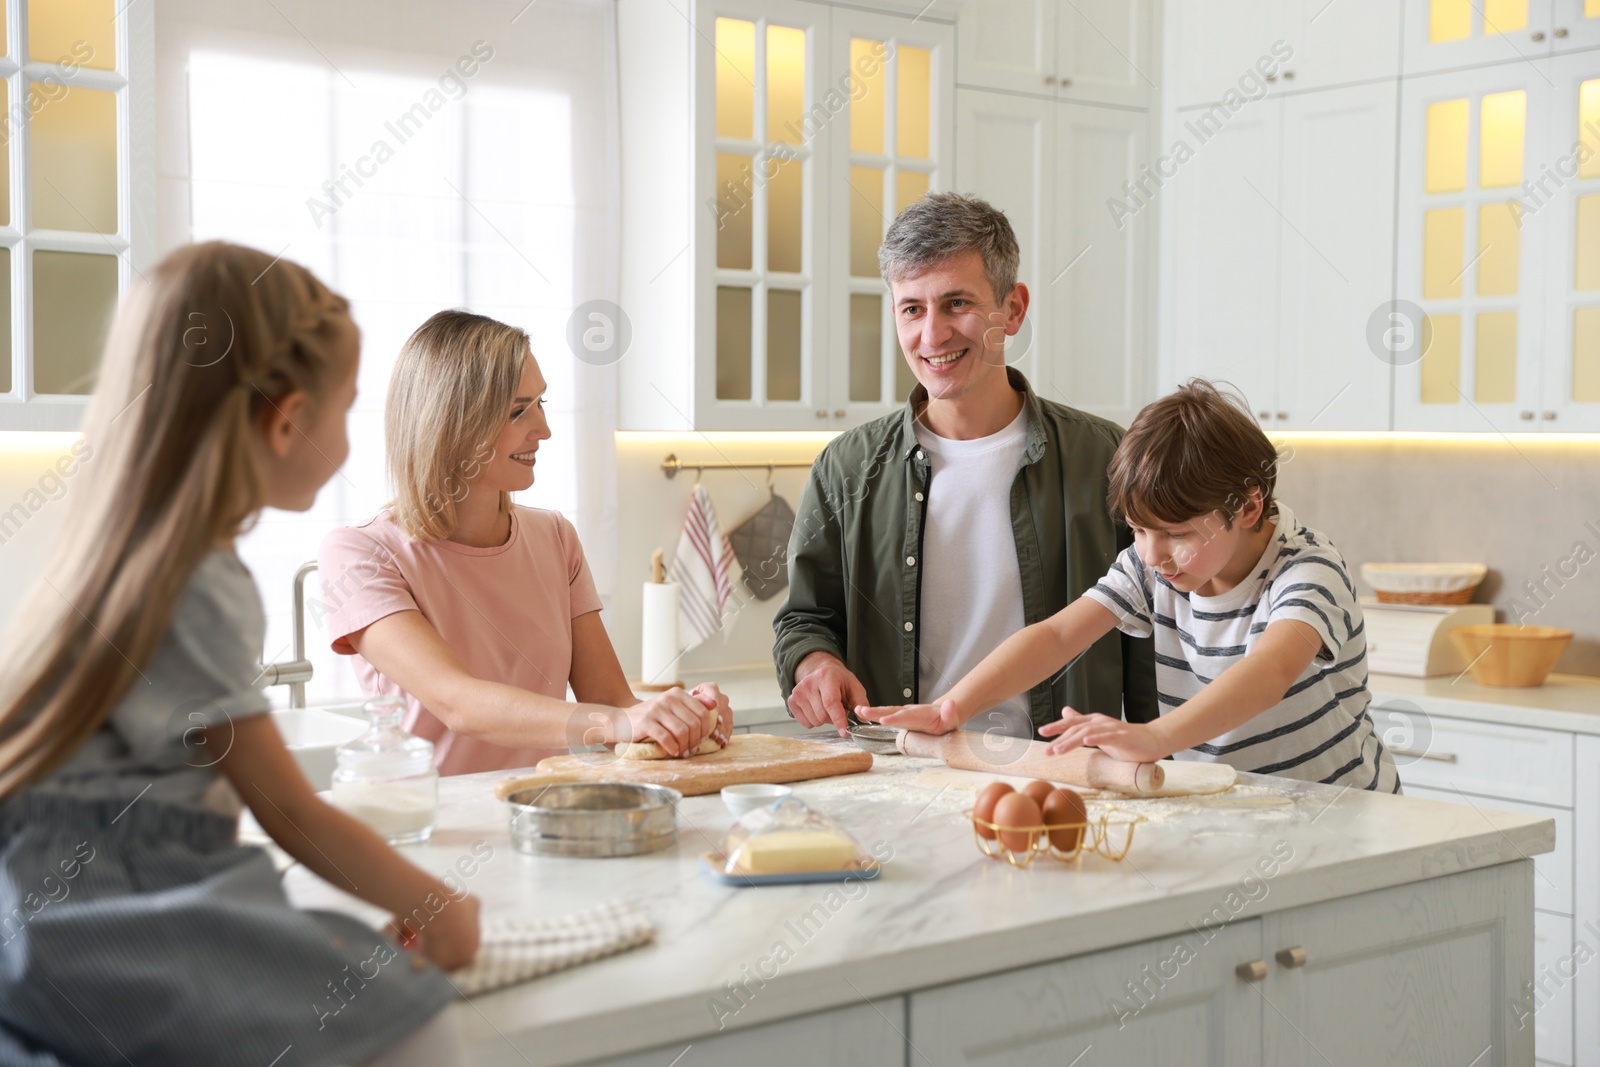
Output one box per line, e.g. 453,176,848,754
449,900,656,997
667,484,742,650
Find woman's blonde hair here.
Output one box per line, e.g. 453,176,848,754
385,310,530,542
0,242,350,798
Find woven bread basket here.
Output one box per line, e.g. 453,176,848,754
1361,563,1486,606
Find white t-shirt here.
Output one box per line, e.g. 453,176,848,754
1084,503,1399,792
913,404,1033,738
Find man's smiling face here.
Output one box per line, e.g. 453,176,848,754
890,249,1022,405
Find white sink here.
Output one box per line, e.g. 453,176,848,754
272,704,366,790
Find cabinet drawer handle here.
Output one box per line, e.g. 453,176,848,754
1390,748,1457,763
1520,410,1535,419
1237,960,1268,982
1532,30,1546,40
1264,73,1277,82
1542,411,1557,420
833,408,847,419
1276,946,1308,969
1059,77,1072,88
1282,70,1295,80
1045,76,1057,85
815,409,828,419
1555,27,1568,37
1257,411,1271,420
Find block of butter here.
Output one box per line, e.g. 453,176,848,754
730,830,857,874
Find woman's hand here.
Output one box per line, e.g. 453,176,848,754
855,698,962,735
392,888,481,972
1039,707,1173,763
620,687,716,755
691,682,733,746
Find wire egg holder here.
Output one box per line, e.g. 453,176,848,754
966,805,1146,869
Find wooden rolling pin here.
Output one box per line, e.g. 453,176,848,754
897,730,1165,796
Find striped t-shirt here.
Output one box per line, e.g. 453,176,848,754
1085,503,1399,792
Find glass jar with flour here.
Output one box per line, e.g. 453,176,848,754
330,697,438,844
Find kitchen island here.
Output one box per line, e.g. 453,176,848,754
286,750,1553,1066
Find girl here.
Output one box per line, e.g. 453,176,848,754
318,310,730,776
0,243,476,1066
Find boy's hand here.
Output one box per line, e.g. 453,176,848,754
855,698,962,735
1040,707,1173,763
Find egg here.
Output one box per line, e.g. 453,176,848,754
1021,780,1056,806
992,792,1042,854
972,782,1014,840
1041,788,1088,851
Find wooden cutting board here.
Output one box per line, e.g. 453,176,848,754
493,733,873,800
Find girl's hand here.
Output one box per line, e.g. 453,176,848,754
855,698,962,735
392,889,482,972
621,687,715,755
1039,707,1172,763
690,682,733,746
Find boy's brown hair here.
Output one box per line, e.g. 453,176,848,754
1107,379,1281,533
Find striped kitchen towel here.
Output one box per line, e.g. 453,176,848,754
667,484,742,650
449,900,656,997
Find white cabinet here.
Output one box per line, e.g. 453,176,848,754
616,0,952,432
1052,102,1153,426
1575,734,1600,1067
1167,0,1400,109
1403,0,1600,77
910,863,1532,1066
956,0,1154,107
1370,696,1582,1065
1393,54,1600,431
1260,866,1534,1067
1167,80,1397,428
585,999,907,1066
954,89,1152,427
909,921,1265,1066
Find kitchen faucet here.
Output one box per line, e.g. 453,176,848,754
259,561,317,708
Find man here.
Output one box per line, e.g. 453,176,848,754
772,192,1157,739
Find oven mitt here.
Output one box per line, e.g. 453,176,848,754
728,491,796,601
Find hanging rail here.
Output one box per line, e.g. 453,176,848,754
661,452,815,479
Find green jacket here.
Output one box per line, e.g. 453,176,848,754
772,369,1159,734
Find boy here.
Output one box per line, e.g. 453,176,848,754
860,380,1399,792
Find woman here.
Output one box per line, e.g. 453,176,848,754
319,310,728,775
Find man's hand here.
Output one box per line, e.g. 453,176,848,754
788,651,868,736
1039,707,1174,763
855,698,962,735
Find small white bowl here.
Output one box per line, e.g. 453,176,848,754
722,783,793,818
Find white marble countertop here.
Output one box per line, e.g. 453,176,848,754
1370,671,1600,735
284,750,1553,1065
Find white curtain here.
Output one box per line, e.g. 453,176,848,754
156,0,620,705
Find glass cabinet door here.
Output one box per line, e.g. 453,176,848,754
1404,0,1555,76
829,9,950,427
704,6,826,429
1395,66,1545,430
1551,0,1600,51
1,0,130,413
1539,54,1600,428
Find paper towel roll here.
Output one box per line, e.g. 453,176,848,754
641,581,680,686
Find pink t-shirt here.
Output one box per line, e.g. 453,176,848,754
318,506,603,775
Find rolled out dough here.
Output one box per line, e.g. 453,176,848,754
616,703,723,761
